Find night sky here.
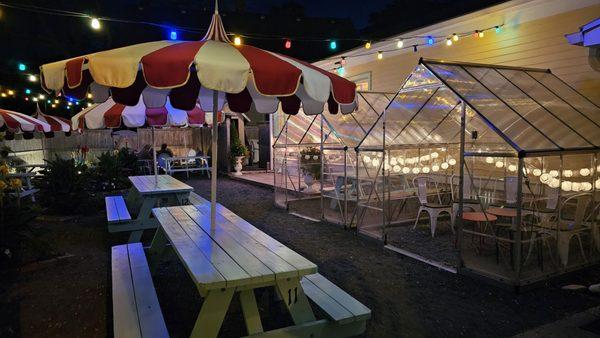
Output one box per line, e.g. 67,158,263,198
0,0,505,115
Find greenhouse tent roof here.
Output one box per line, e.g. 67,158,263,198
351,59,600,156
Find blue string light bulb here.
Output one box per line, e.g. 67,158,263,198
170,30,178,40
18,63,27,71
25,89,31,94
329,40,337,50
427,36,434,45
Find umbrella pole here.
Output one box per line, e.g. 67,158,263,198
152,127,158,185
211,90,218,227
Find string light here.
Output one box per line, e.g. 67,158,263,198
446,38,452,46
452,33,459,42
329,40,337,50
87,93,93,99
7,90,14,95
478,30,484,38
38,94,45,99
284,39,292,49
169,30,178,40
377,51,383,60
32,97,38,102
0,93,6,98
365,41,372,49
90,17,101,30
18,63,27,71
396,39,403,48
25,89,31,94
495,26,501,33
233,36,242,45
28,74,37,82
427,36,434,45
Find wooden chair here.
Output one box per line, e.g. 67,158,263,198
412,176,453,237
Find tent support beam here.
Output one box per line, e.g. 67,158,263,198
211,90,218,227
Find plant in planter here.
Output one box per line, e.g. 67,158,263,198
230,140,248,176
300,147,321,193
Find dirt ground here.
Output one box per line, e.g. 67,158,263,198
2,176,600,337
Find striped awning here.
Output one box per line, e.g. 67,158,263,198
39,12,357,116
71,97,224,131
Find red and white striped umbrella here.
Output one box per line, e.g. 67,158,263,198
34,105,72,134
0,108,51,139
71,96,223,131
38,1,357,226
39,9,357,117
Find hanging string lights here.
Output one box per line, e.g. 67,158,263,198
90,17,101,30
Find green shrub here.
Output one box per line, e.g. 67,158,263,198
91,148,138,191
36,156,91,215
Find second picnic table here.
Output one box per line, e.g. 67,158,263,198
107,175,193,242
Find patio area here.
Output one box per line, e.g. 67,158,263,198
2,177,600,337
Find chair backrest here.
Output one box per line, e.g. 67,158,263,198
412,176,441,205
450,173,474,201
559,193,592,228
505,176,518,205
187,148,196,157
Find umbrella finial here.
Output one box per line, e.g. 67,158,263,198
202,0,231,43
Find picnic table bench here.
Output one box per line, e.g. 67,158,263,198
106,175,193,242
111,243,169,338
148,194,371,337
8,172,39,202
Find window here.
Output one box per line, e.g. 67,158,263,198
348,72,372,91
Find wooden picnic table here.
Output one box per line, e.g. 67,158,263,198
115,175,193,242
149,202,319,338
13,163,47,173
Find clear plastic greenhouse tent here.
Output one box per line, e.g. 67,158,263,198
273,58,600,286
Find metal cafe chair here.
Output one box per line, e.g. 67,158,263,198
412,175,453,237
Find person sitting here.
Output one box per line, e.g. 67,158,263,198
156,143,174,157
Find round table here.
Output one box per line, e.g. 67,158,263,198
487,207,517,218
462,212,498,222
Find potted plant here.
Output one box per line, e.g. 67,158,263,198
230,140,248,176
300,147,321,193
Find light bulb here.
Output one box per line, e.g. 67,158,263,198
452,33,459,42
432,165,440,172
90,18,101,30
397,39,403,48
540,173,550,183
549,170,559,177
234,36,242,46
329,41,337,50
572,182,581,192
28,75,37,82
582,182,592,191
54,99,59,104
7,90,14,95
412,167,421,174
441,162,449,170
402,167,410,174
371,158,380,167
495,161,504,168
580,168,591,177
431,152,439,159
448,158,456,166
285,39,292,49
422,166,430,174
549,179,560,188
390,158,397,166
563,170,573,178
533,169,542,177
365,41,371,49
170,30,178,40
485,157,494,164
398,158,404,165
446,38,452,46
38,94,45,99
508,164,517,172
393,165,401,173
596,179,600,189
478,30,484,38
377,51,383,60
363,155,371,163
561,181,572,192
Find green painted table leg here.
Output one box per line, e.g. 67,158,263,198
240,290,263,335
147,227,169,267
275,278,316,325
191,288,235,338
128,230,143,243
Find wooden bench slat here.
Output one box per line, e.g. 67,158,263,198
153,208,228,289
183,205,299,280
163,208,253,287
106,196,132,223
112,245,142,338
300,277,354,324
127,243,169,338
193,200,317,275
303,273,371,323
171,207,275,284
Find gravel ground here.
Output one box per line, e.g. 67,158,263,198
2,176,600,337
